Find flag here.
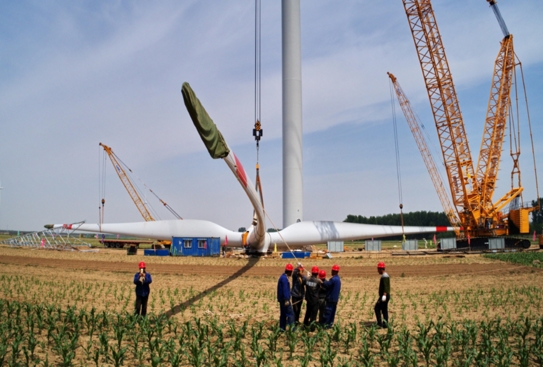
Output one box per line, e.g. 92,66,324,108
534,231,537,242
204,241,207,250
467,233,471,245
433,233,437,245
225,235,229,245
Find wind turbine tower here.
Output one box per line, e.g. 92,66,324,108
282,0,303,227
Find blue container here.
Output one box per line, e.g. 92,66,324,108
170,237,220,256
143,249,170,256
281,251,310,259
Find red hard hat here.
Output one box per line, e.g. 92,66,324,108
318,270,326,279
332,264,340,272
311,266,319,274
285,263,294,271
377,262,386,269
139,261,146,269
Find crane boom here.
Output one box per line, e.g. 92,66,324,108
388,72,461,235
487,0,509,37
401,0,480,235
476,35,518,220
99,143,155,222
401,0,534,241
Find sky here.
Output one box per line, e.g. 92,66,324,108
1,0,542,233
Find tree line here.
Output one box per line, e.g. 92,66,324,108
531,197,543,234
344,197,543,236
344,211,449,227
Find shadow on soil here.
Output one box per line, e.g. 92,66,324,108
160,257,260,318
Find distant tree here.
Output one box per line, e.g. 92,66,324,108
344,211,451,240
530,197,543,234
238,227,247,232
344,211,449,227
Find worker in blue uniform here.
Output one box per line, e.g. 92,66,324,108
277,263,295,330
322,264,341,328
291,262,306,324
134,261,152,316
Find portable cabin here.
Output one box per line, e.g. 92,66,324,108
170,237,220,257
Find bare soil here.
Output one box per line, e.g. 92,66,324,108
0,252,528,277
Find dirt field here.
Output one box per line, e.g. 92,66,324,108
1,246,541,321
1,245,542,366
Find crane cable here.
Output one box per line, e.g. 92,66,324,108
251,0,299,260
518,62,540,210
253,0,264,208
389,78,406,241
99,147,107,232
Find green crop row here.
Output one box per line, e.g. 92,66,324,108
484,252,543,267
1,298,543,367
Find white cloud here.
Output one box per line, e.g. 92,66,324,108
0,0,541,231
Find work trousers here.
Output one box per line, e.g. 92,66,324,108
303,302,319,330
374,296,389,326
135,295,149,316
323,301,338,328
318,299,326,324
279,302,295,331
292,296,303,323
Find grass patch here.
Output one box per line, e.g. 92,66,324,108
483,251,543,267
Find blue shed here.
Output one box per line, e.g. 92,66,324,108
170,237,221,257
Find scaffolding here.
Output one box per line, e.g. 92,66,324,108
1,222,92,250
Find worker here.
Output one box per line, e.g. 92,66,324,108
291,262,307,324
303,265,322,331
134,261,152,316
317,270,327,325
277,263,295,331
374,262,390,328
322,264,341,328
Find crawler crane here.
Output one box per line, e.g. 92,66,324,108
388,72,461,236
100,143,182,247
400,0,536,248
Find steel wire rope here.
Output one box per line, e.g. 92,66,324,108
99,146,108,231
264,210,301,260
110,151,162,221
517,61,540,208
253,0,265,209
389,78,406,240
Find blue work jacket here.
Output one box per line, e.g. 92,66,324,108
324,274,341,302
277,273,291,303
134,272,152,297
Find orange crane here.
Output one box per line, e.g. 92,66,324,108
400,0,533,247
100,143,155,221
99,143,182,246
388,72,461,236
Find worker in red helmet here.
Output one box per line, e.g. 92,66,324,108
303,265,322,330
277,263,295,330
317,270,327,324
322,264,341,328
134,261,152,316
374,262,390,328
291,262,307,325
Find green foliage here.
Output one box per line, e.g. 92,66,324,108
344,211,449,227
530,197,543,233
2,298,543,366
344,211,452,239
483,252,543,267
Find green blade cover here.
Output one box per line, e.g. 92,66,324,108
181,82,230,159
